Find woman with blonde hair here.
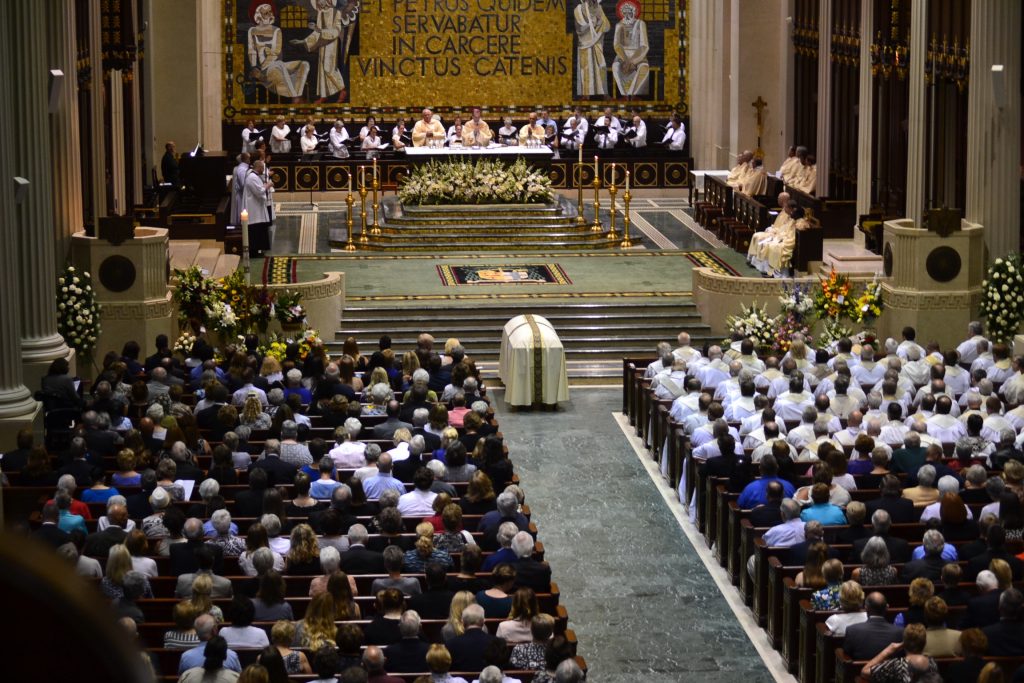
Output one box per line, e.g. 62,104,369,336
894,577,935,626
794,542,829,588
425,643,468,683
496,587,541,643
789,339,812,368
400,351,420,387
270,620,311,674
259,356,284,388
101,544,154,600
295,593,337,650
341,337,367,371
326,571,361,620
284,523,322,575
188,573,224,623
240,394,271,430
441,591,477,641
403,533,453,572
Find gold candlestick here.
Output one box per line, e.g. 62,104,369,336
344,191,356,251
576,164,586,225
621,188,634,248
358,185,369,243
607,181,618,239
590,177,602,232
370,176,381,235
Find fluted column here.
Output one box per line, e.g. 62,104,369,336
11,0,70,371
966,0,1021,259
903,0,928,226
88,0,107,223
814,0,832,196
853,0,875,243
0,0,37,425
47,0,85,266
110,71,127,215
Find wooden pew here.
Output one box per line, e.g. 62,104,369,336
784,185,856,240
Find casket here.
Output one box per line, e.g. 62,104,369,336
498,314,570,407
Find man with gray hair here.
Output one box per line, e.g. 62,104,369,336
479,491,529,550
339,523,385,574
644,341,673,378
901,529,949,582
177,614,241,674
329,418,367,469
425,459,457,497
477,666,506,683
247,437,297,486
957,321,988,364
362,644,402,681
354,443,382,481
510,530,550,592
410,407,442,451
371,545,423,596
394,434,429,482
482,522,520,571
446,603,492,672
555,659,585,683
385,610,431,673
902,464,939,508
278,420,313,468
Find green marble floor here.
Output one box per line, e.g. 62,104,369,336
493,388,774,682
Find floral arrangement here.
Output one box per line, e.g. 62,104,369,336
172,330,197,357
57,265,101,357
172,265,221,327
274,290,306,326
851,279,884,325
774,282,815,353
261,329,323,363
813,269,857,321
398,158,555,206
979,253,1024,344
724,302,779,349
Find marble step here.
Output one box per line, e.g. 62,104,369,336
343,301,699,319
377,221,582,233
340,320,703,335
398,203,564,217
383,215,577,227
356,229,607,243
168,241,202,271
328,330,714,350
329,236,635,251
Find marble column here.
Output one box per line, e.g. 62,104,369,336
903,0,928,226
965,0,1021,259
110,70,127,215
853,0,875,244
814,0,832,196
88,0,107,224
10,0,70,379
0,0,39,440
198,1,224,152
47,0,85,267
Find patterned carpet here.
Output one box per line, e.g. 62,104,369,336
261,257,299,284
682,250,742,276
436,263,572,286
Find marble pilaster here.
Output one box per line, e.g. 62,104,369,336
853,0,875,245
110,70,127,215
11,0,70,382
0,0,40,444
814,0,832,196
88,0,107,224
965,0,1021,259
903,0,928,226
47,0,85,266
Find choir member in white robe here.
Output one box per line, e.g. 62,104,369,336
446,117,464,146
391,118,409,150
329,120,350,157
497,118,518,145
612,0,650,96
299,125,319,154
361,128,388,150
230,153,250,226
561,108,588,150
270,118,291,154
574,0,610,96
358,116,377,141
660,115,686,151
242,121,263,155
594,108,622,149
746,193,791,263
623,115,646,148
242,160,273,256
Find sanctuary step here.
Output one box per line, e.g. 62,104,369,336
328,195,639,252
167,240,237,278
333,300,713,382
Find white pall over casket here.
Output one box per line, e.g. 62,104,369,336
498,314,570,407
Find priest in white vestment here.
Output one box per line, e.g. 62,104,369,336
242,160,273,256
747,192,791,263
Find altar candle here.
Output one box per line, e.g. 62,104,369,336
373,157,378,181
240,209,249,253
578,144,582,169
611,162,616,185
594,155,598,175
347,172,352,195
360,165,365,189
626,170,630,192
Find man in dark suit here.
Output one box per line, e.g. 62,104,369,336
339,524,385,575
982,588,1024,656
410,411,442,453
960,571,1002,629
248,440,297,487
510,531,552,593
479,492,530,551
399,389,432,424
864,475,917,524
57,436,99,487
144,334,172,372
842,592,904,660
444,603,493,672
169,518,224,576
889,434,927,474
233,468,268,519
2,428,35,472
900,529,947,582
309,485,358,535
195,384,230,431
168,442,206,484
371,400,413,441
851,509,912,564
80,412,123,459
392,438,427,484
32,502,71,549
83,504,130,556
382,611,430,673
965,525,1024,581
748,481,785,528
407,562,455,619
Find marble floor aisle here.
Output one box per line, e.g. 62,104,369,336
492,388,775,682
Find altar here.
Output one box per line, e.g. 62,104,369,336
499,314,570,407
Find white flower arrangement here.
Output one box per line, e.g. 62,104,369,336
979,252,1024,344
172,331,197,357
724,302,779,349
398,158,554,206
56,265,101,356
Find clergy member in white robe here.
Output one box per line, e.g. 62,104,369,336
230,154,250,226
242,160,272,256
726,151,754,188
777,146,800,181
747,193,791,263
741,159,769,196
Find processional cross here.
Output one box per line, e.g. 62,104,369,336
752,96,767,159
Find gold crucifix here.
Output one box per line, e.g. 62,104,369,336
752,96,767,159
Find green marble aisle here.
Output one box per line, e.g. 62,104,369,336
492,388,776,682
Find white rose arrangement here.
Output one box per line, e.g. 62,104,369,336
56,265,101,356
979,253,1024,344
